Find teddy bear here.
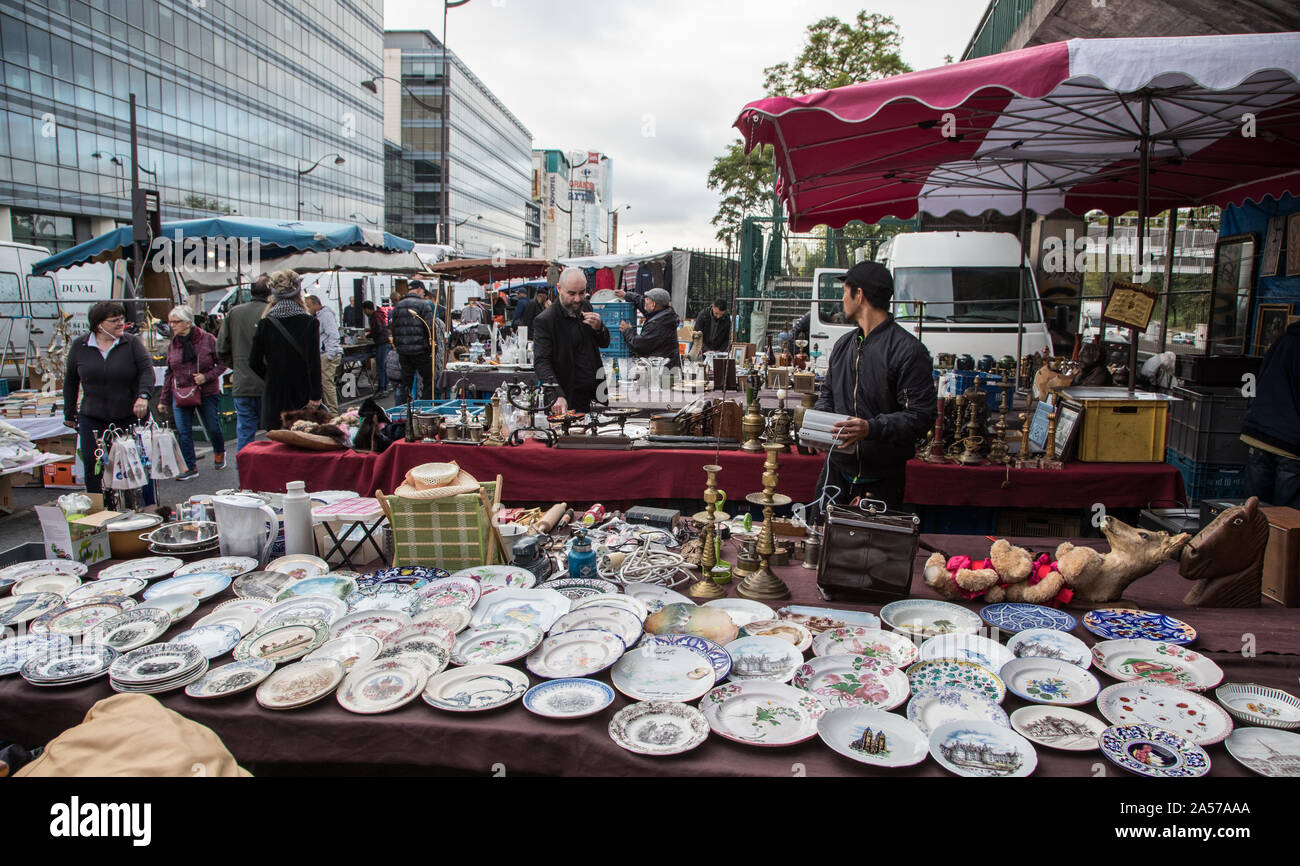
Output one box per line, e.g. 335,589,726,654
923,538,1073,606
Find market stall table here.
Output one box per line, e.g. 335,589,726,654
0,534,1292,776
905,459,1185,509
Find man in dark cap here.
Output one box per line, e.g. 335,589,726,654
615,286,681,368
390,279,444,404
812,260,937,512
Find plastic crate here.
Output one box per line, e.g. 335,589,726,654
593,301,632,359
0,379,8,397
386,398,489,422
950,371,1007,412
1167,385,1250,465
1166,448,1247,503
1062,391,1169,462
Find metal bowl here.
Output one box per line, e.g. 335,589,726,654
140,521,220,550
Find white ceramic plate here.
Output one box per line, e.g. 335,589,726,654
906,686,1010,738
0,634,73,676
345,583,421,615
1005,628,1091,669
0,592,65,626
610,643,715,702
411,605,473,635
84,608,172,653
135,593,200,624
1097,681,1234,746
810,626,919,668
880,599,982,638
450,565,537,593
905,658,1006,704
1224,727,1300,777
96,557,182,581
336,658,429,714
265,554,330,581
548,605,643,648
792,653,909,711
12,572,81,597
525,628,624,679
30,601,124,637
700,680,825,747
185,658,276,698
919,633,1014,673
523,677,616,719
420,576,483,610
608,701,710,756
571,593,649,622
622,582,694,614
776,605,881,633
255,658,345,709
110,642,205,685
175,557,258,579
195,606,259,637
305,634,383,671
388,621,457,652
234,621,328,663
422,664,529,712
1010,705,1107,752
258,595,348,631
1000,658,1101,707
232,571,299,600
329,610,412,644
451,622,544,666
724,635,803,683
818,707,928,768
21,643,117,684
212,597,271,619
470,587,570,632
1215,683,1300,730
930,719,1037,777
65,577,147,605
704,598,775,629
143,572,231,602
1091,639,1224,691
172,624,243,659
740,619,812,653
0,558,88,582
277,575,357,602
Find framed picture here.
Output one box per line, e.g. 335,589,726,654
1027,398,1054,453
1208,233,1257,354
1260,216,1285,277
1288,214,1300,277
1254,304,1292,356
1102,279,1159,331
1053,402,1083,461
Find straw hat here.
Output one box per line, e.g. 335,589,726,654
394,461,480,499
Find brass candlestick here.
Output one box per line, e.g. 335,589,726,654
957,397,984,465
483,388,507,447
689,464,727,599
737,444,792,600
767,390,792,447
740,372,765,452
1017,411,1038,469
987,389,1010,465
1041,407,1064,470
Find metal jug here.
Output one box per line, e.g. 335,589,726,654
212,494,280,564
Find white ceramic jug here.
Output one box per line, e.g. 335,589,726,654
212,494,279,564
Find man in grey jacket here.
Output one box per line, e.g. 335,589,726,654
216,275,270,452
305,294,342,415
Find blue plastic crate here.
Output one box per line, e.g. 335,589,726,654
386,398,489,422
593,301,632,358
950,371,1006,412
0,379,8,397
1165,448,1247,503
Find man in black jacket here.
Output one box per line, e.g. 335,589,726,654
812,261,936,512
533,268,610,413
616,287,681,369
1242,318,1300,507
693,300,731,352
390,280,443,404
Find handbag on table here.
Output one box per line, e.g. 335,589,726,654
816,501,920,603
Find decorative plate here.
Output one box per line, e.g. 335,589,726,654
1097,681,1234,746
1224,728,1300,777
470,587,570,632
194,606,259,637
337,658,429,714
643,603,738,645
610,643,716,702
329,610,412,644
142,573,232,602
376,638,450,678
233,621,328,664
450,565,536,593
12,572,81,598
65,577,148,605
359,565,448,588
258,595,348,631
571,593,649,622
175,557,258,579
818,707,929,768
1099,724,1210,778
411,605,473,635
422,664,530,712
700,681,825,747
930,719,1037,777
420,577,483,610
919,633,1014,673
725,636,804,683
523,678,616,719
345,583,421,615
703,598,775,629
185,658,276,698
277,575,357,602
793,653,909,711
636,633,732,684
255,658,345,709
906,659,1005,704
622,582,694,613
389,621,457,653
776,605,881,633
1000,658,1101,706
110,642,205,684
264,554,330,581
172,624,243,659
451,622,544,666
541,577,621,601
1091,639,1223,691
0,592,65,626
1215,683,1300,730
906,687,1010,737
880,599,982,638
0,634,72,676
526,628,625,679
30,601,125,637
305,634,383,671
96,557,182,581
135,593,200,624
1083,608,1197,645
1010,706,1107,752
979,602,1076,634
810,627,919,668
0,558,88,582
548,605,643,648
85,608,172,653
211,597,271,619
21,643,118,684
232,571,299,600
608,701,710,756
737,619,813,653
1005,628,1091,669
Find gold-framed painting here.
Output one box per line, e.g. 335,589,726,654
1254,303,1292,356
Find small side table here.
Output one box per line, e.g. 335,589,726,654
312,497,387,570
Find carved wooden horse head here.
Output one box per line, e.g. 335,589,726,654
1179,496,1269,607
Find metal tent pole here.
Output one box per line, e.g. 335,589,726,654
1159,207,1178,355
1131,94,1151,396
1015,160,1029,392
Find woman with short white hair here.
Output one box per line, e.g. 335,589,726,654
158,303,227,479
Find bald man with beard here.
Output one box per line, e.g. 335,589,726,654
532,267,610,413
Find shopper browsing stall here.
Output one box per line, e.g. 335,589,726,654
533,267,609,413
305,293,342,415
248,270,323,430
216,275,271,452
614,286,681,369
158,305,228,479
391,280,445,404
694,299,732,352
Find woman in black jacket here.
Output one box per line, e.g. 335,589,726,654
248,270,322,429
63,301,154,495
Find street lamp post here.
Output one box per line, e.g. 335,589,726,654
297,154,345,220
454,213,482,251
92,151,158,206
608,203,630,254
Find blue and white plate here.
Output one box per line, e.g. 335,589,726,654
1000,658,1100,706
345,583,421,616
1006,628,1091,669
523,677,615,719
358,566,448,589
980,602,1076,634
906,686,1009,737
1099,723,1210,778
1083,608,1196,645
142,573,231,602
637,633,732,683
930,719,1037,777
0,634,72,676
171,624,243,659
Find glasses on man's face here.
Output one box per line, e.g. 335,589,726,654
103,316,124,324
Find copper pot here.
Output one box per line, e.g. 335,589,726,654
104,512,162,559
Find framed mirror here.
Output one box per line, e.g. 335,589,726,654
1206,233,1256,355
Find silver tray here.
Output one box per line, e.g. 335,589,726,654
141,521,220,550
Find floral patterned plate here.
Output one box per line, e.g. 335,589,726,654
793,653,909,711
1214,683,1300,730
1091,639,1223,691
329,610,412,644
185,658,276,698
810,626,919,668
740,619,813,653
608,701,710,756
999,658,1100,706
1005,628,1091,669
880,599,981,638
422,664,529,712
906,658,1006,703
930,719,1037,777
1083,608,1197,645
906,687,1010,737
610,643,715,702
451,622,544,666
411,605,473,635
1097,681,1233,746
1099,724,1210,778
1010,706,1107,752
525,628,625,679
345,583,421,615
817,707,929,768
420,577,484,611
919,633,1014,673
29,601,125,637
523,678,615,719
336,657,429,714
450,565,536,593
700,680,825,747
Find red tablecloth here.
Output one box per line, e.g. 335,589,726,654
905,459,1186,508
237,439,828,502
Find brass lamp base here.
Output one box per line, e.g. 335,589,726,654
736,565,790,600
688,574,728,599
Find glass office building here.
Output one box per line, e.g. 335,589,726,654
383,30,533,258
0,0,385,252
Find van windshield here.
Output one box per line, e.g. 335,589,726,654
892,267,1041,323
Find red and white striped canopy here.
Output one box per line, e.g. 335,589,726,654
735,34,1300,231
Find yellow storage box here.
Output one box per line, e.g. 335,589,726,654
1059,387,1174,463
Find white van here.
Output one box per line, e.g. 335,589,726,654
809,231,1052,372
205,271,403,319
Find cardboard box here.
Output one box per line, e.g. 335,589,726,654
1261,506,1300,607
42,459,79,489
35,494,112,565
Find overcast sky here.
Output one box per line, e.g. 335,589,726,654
384,0,988,253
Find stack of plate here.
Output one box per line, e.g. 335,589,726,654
20,643,118,686
143,521,221,558
108,642,208,694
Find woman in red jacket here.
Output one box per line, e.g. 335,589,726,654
157,305,228,480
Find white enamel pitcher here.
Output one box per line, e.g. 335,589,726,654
212,495,279,564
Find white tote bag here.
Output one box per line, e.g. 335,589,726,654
106,436,149,490
148,426,187,480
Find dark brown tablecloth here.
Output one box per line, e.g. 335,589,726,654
1,535,1294,776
